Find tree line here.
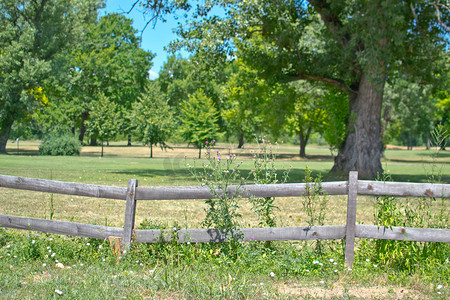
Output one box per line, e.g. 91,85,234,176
1,0,449,179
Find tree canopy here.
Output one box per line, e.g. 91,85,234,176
138,0,449,178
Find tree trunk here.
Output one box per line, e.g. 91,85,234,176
150,144,153,158
78,109,89,143
0,117,14,153
101,142,104,157
331,73,384,179
198,147,202,159
238,133,244,149
299,131,307,158
127,135,132,146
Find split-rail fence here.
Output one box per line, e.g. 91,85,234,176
0,172,449,266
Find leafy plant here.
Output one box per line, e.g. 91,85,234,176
249,136,290,228
187,141,245,244
39,132,81,156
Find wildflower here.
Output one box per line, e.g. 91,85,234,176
49,238,53,241
334,269,338,273
206,141,209,144
51,253,56,258
212,139,216,143
365,258,370,262
373,264,378,268
86,243,90,246
348,268,352,271
251,236,255,240
252,283,257,287
6,245,10,248
320,280,325,284
437,285,443,290
55,289,63,295
313,260,319,265
269,272,275,277
260,283,264,286
149,269,155,274
31,240,35,244
98,245,102,249
42,263,47,267
56,262,64,268
329,258,334,263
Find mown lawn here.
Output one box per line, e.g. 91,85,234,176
0,141,449,299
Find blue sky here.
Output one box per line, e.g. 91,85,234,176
103,0,189,79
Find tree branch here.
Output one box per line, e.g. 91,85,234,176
292,73,356,95
308,0,350,47
430,2,450,32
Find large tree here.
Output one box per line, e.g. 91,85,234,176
138,0,449,178
0,0,99,153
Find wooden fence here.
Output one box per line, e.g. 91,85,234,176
0,172,449,267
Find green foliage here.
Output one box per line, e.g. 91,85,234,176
131,83,175,158
86,93,121,156
359,173,449,272
38,132,82,156
178,89,222,157
187,141,244,243
249,137,290,228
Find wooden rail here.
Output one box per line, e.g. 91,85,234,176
1,173,449,267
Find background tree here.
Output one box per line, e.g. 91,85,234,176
0,0,92,153
178,89,222,158
85,93,121,157
130,83,175,158
61,13,153,144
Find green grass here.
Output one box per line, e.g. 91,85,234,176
0,141,449,299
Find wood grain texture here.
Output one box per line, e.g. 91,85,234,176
135,225,346,243
345,171,358,267
0,214,123,239
358,180,450,198
0,175,127,199
356,225,450,243
123,179,138,246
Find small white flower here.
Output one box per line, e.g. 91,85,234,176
348,268,353,271
51,253,56,258
31,240,35,244
49,238,53,241
333,262,337,265
366,259,370,262
140,263,143,266
149,269,155,274
13,255,17,258
42,263,46,267
55,289,63,295
252,283,257,287
98,245,102,249
6,245,10,248
320,280,325,284
80,263,84,267
260,283,264,286
313,260,319,264
56,262,64,269
86,243,90,246
334,269,338,273
47,247,51,250
329,258,334,262
269,272,275,277
437,285,443,290
373,264,378,268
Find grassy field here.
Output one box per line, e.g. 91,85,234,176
0,140,449,299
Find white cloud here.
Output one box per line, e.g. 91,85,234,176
148,70,159,80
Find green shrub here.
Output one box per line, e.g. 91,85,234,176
39,133,82,156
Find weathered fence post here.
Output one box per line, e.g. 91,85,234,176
123,179,138,249
345,171,358,267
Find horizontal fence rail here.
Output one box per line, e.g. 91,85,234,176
1,173,449,267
